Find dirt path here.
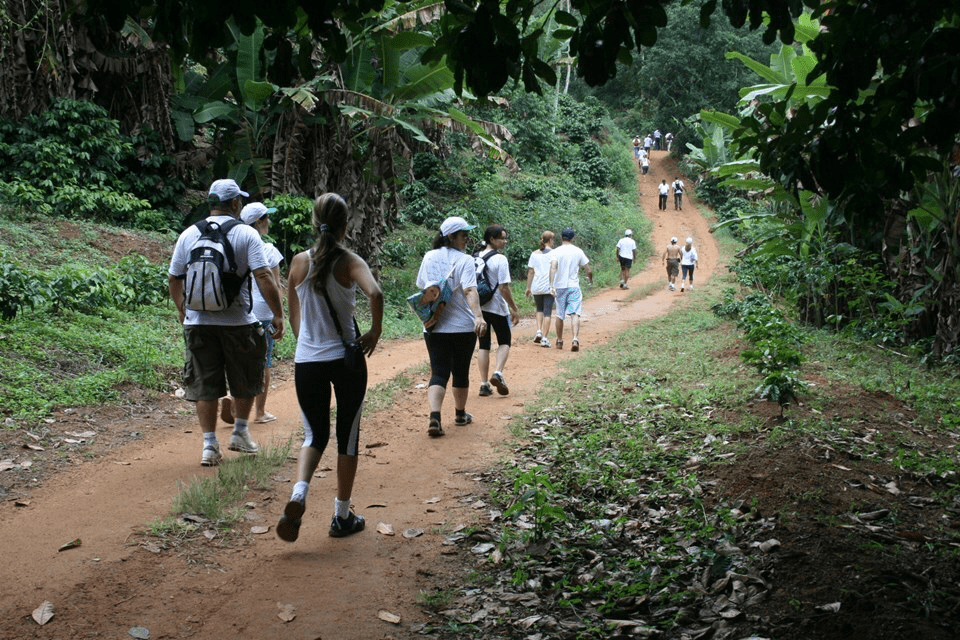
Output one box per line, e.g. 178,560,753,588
0,150,718,639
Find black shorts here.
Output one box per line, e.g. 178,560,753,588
478,312,512,350
618,256,633,269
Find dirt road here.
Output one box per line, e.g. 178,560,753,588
0,150,718,638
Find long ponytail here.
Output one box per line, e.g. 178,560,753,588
308,193,349,295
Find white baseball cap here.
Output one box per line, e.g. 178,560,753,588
686,237,693,244
439,216,476,236
625,229,633,236
240,202,277,225
208,178,248,202
671,237,677,243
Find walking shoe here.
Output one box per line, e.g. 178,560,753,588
219,396,234,424
228,432,260,453
329,512,365,538
200,444,222,467
556,340,563,350
490,372,509,396
541,338,551,348
669,283,675,291
571,339,580,352
689,285,694,290
276,497,305,542
680,285,685,292
455,412,473,426
479,382,493,396
622,284,629,289
534,331,543,343
428,417,444,437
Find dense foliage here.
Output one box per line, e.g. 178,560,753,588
0,99,187,230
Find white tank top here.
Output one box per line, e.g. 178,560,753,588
294,253,357,363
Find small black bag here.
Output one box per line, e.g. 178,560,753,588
321,289,365,372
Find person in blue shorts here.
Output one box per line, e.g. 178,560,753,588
548,227,593,352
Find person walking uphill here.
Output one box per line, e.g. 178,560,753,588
672,176,685,211
658,180,669,211
476,225,520,398
278,193,384,542
168,179,285,467
416,216,487,437
549,227,593,352
680,237,699,292
663,236,682,291
615,229,637,289
525,231,556,348
223,202,283,425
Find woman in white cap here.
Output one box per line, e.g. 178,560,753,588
415,216,487,437
680,237,699,292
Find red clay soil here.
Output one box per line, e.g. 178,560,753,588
0,150,715,639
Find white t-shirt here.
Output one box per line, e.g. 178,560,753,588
673,180,685,194
681,246,698,266
168,215,267,326
550,243,589,289
252,243,284,322
416,246,477,333
616,237,637,259
478,251,511,316
658,183,669,196
527,248,553,295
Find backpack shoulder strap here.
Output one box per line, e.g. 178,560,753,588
217,219,243,274
481,249,498,263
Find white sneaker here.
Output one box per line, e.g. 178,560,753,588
669,283,675,291
534,331,543,343
541,338,551,348
689,285,694,290
228,432,259,453
201,443,222,467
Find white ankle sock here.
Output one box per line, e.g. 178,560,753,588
335,497,351,519
292,481,310,503
233,418,249,436
203,432,218,447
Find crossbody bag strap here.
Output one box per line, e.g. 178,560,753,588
321,288,360,342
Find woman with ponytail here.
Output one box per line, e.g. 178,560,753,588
277,193,383,542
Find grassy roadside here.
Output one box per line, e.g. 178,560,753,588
412,235,960,639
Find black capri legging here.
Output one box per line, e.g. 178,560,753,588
478,311,512,350
424,331,477,388
295,359,367,456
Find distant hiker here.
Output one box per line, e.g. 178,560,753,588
476,225,520,398
665,132,674,152
278,193,384,542
526,231,556,348
673,177,685,210
632,136,642,159
653,129,662,150
168,179,284,467
658,180,669,211
643,134,653,155
416,216,487,437
680,237,699,292
640,154,649,175
662,237,682,291
549,227,593,352
615,229,637,289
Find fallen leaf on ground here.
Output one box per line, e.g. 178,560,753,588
365,441,388,448
141,541,162,554
128,626,150,639
66,431,97,438
403,528,424,538
377,522,395,536
58,539,81,552
23,443,44,451
114,461,131,465
424,496,440,504
277,603,296,622
32,601,54,625
251,526,270,534
14,499,30,507
816,602,841,613
378,609,401,624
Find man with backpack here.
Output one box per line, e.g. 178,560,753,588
475,225,519,397
168,179,285,467
672,176,685,210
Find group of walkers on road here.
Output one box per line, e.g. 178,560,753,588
168,174,697,547
633,129,673,161
658,177,685,211
662,236,699,292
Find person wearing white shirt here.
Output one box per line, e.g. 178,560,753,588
549,227,593,352
615,229,637,289
680,237,699,292
658,180,669,210
475,225,520,398
672,177,686,211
